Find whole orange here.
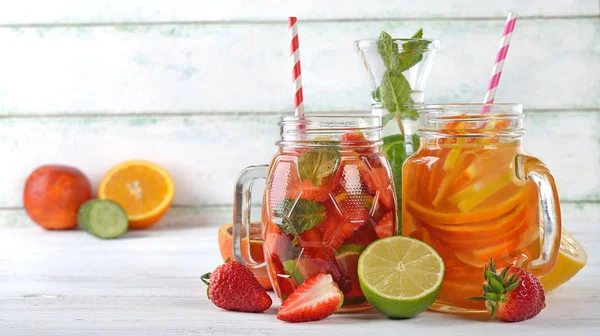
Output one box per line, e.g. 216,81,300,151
218,222,272,290
23,165,93,230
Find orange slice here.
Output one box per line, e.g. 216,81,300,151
405,187,523,225
98,160,174,229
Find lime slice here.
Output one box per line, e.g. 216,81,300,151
358,236,444,318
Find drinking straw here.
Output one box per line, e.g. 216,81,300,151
288,17,304,117
482,12,518,110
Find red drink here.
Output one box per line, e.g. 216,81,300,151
258,117,397,312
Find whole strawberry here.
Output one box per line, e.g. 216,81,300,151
201,260,272,313
469,259,545,322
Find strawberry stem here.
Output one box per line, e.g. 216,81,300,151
200,272,211,286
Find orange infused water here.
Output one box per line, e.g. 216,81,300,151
401,104,562,313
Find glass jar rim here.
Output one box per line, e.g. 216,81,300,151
278,115,381,130
419,103,523,115
354,38,441,53
417,103,525,138
277,115,382,148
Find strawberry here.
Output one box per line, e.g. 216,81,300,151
201,260,272,313
340,132,368,142
270,253,298,300
469,259,546,322
362,167,395,211
277,273,343,323
344,220,379,245
375,212,395,238
293,179,331,202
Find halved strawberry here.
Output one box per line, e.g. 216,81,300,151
375,212,395,238
324,219,366,250
269,253,297,301
277,273,344,323
340,132,368,142
343,221,379,245
292,179,331,202
363,167,395,210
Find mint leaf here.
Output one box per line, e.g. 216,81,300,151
298,148,339,186
381,113,396,127
398,30,431,72
377,31,401,70
274,198,325,235
380,69,413,114
376,29,427,121
381,134,420,235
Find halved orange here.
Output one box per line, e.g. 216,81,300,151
98,160,174,229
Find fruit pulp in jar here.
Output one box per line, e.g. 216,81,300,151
263,144,397,311
402,138,540,311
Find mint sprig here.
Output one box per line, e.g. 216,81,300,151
274,198,325,235
376,29,430,125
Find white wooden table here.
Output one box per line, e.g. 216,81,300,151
0,225,598,336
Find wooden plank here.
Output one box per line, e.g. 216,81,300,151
0,112,597,208
0,202,597,236
0,1,597,25
0,19,598,115
0,205,598,334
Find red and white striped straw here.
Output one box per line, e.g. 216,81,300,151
288,17,304,117
482,12,518,110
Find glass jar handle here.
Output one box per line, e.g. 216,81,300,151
515,154,562,276
232,164,269,272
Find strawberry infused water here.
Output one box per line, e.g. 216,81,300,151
232,116,396,312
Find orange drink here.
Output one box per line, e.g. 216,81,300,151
402,104,562,313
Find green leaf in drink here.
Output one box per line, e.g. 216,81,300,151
382,134,420,234
298,148,339,187
376,29,428,121
274,198,325,235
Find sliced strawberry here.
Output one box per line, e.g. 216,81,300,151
375,212,395,238
341,132,368,142
277,273,344,323
269,253,297,301
291,179,331,202
363,167,395,210
344,221,379,245
323,218,366,251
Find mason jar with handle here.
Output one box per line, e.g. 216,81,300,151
402,103,562,313
233,116,397,312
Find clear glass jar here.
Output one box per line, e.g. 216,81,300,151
233,116,397,312
354,36,440,233
402,104,561,314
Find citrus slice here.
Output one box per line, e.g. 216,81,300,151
540,228,588,292
98,160,174,229
336,248,368,308
217,222,272,290
357,236,444,318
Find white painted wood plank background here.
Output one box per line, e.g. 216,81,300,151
0,19,599,114
0,1,598,230
0,0,597,25
0,112,597,210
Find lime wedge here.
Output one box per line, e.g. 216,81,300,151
358,236,444,318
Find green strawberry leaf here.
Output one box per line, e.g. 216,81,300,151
274,198,326,235
298,148,339,186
